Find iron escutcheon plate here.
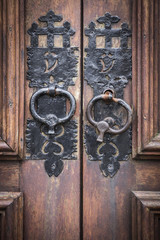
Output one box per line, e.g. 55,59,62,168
26,11,78,177
84,13,132,177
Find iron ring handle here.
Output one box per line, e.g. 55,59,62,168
30,87,76,134
86,93,132,142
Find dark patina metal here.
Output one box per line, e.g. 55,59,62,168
30,86,76,134
27,10,78,89
86,91,132,142
26,119,77,177
26,11,78,177
84,13,132,177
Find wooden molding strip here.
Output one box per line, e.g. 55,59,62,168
0,192,23,240
132,191,160,240
0,0,24,159
132,0,160,159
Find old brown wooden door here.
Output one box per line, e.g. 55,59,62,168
1,0,160,239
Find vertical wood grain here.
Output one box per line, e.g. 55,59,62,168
83,0,160,239
22,0,81,239
0,192,23,240
132,191,160,240
83,1,133,239
1,0,160,239
0,161,20,191
132,0,160,159
0,0,24,159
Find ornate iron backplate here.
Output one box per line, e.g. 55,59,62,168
26,11,78,177
84,13,132,177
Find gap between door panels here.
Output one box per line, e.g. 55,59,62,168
80,0,84,239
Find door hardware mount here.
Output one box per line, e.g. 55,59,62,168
26,10,78,177
84,12,132,178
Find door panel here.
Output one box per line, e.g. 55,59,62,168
22,0,81,239
0,0,160,239
132,0,160,159
0,192,23,240
83,0,133,239
132,191,160,240
83,0,160,239
0,0,24,159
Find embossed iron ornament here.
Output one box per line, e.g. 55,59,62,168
26,11,78,177
84,13,132,177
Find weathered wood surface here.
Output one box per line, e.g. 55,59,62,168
132,191,160,240
0,0,24,159
132,0,160,159
0,0,160,239
83,0,160,239
0,192,23,240
21,160,80,239
21,0,81,239
83,0,132,239
0,161,20,191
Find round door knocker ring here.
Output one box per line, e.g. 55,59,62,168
30,87,76,135
86,90,132,142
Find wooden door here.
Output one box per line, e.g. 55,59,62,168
0,0,160,239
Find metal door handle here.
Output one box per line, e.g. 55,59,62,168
30,86,76,134
86,89,132,142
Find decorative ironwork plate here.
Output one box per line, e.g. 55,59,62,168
26,11,78,177
84,13,132,177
